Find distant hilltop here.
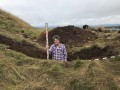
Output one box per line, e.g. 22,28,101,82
34,24,120,29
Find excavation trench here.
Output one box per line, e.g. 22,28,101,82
0,34,118,60
68,45,119,60
0,34,46,59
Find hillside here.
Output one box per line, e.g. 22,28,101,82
0,9,120,90
0,9,46,59
0,9,39,38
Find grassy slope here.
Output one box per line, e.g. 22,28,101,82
0,9,45,46
0,9,42,39
0,9,46,58
0,44,120,90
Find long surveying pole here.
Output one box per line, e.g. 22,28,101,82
45,23,49,60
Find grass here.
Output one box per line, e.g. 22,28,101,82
0,45,120,90
114,56,120,61
0,9,42,38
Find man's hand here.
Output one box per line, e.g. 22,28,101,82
46,45,49,49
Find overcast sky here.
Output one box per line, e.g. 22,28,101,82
0,0,120,27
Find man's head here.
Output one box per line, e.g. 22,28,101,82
53,35,60,45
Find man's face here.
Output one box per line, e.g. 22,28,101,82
54,38,60,45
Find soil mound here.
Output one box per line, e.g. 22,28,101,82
38,26,98,47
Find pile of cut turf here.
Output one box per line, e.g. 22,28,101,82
38,26,98,47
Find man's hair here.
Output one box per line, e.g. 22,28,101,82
53,35,60,40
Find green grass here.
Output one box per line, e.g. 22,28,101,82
115,56,120,61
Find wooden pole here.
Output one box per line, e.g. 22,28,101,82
45,23,49,60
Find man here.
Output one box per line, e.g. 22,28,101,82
46,35,67,61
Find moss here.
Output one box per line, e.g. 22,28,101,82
114,56,120,61
66,79,94,90
73,60,83,69
46,64,64,79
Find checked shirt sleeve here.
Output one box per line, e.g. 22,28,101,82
63,45,67,61
49,44,54,54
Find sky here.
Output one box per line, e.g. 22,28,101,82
0,0,120,27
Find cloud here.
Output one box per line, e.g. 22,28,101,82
0,0,120,26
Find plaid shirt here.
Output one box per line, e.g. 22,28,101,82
49,44,67,61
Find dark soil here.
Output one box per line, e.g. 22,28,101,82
0,34,46,59
38,26,98,47
118,30,120,33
